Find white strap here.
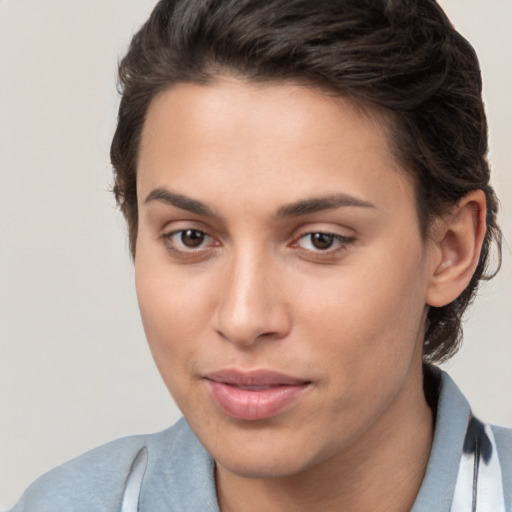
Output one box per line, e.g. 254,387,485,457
120,447,148,512
451,422,505,512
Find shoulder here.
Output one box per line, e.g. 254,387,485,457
415,366,512,511
437,368,512,503
492,423,512,453
8,419,189,512
491,424,512,503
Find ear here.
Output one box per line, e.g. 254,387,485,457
426,190,487,308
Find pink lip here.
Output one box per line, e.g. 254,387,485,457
203,369,310,421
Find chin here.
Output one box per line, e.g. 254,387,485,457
216,452,312,480
206,426,330,480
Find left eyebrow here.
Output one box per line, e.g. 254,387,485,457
276,194,375,218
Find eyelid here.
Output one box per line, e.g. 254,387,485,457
290,222,355,242
293,232,354,249
288,227,356,262
169,229,215,247
159,218,216,242
160,227,221,259
159,222,356,262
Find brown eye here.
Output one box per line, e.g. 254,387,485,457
310,233,335,250
295,232,354,255
180,229,206,248
163,229,216,254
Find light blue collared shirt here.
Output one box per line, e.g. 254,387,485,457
8,367,512,512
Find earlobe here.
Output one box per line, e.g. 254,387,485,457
426,190,487,308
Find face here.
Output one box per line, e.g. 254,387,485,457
135,78,434,479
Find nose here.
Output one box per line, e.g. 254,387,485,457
213,249,292,347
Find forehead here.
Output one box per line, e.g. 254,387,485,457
139,78,394,161
137,78,415,217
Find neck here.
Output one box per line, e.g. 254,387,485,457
216,362,433,512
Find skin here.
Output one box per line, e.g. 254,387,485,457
134,78,485,512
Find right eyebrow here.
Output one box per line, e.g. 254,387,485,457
144,188,217,218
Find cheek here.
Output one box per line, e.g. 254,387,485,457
135,242,212,334
294,240,428,376
288,251,428,440
134,251,212,390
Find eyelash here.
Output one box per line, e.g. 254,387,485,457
292,232,355,259
161,229,355,261
161,229,218,258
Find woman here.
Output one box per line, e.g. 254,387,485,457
9,0,511,511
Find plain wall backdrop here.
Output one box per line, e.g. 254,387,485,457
0,0,510,508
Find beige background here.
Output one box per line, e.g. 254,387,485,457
0,0,510,508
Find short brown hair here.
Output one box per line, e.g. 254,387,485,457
111,0,501,363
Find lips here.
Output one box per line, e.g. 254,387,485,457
203,369,310,421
